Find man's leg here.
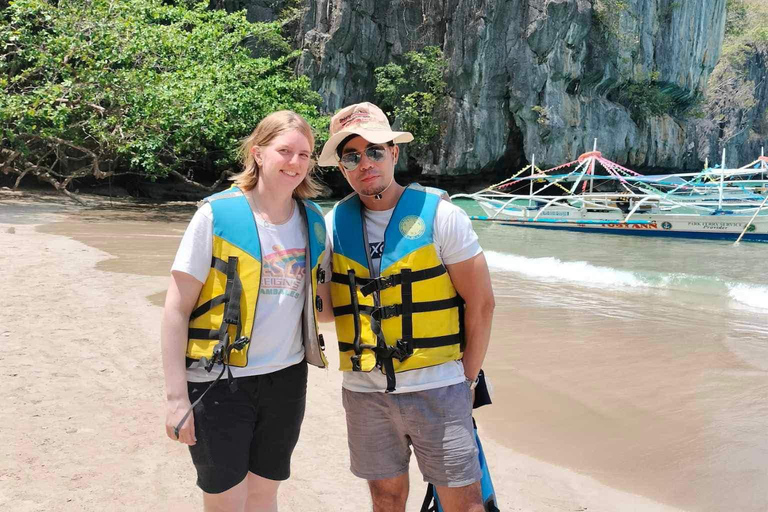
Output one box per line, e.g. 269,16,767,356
435,481,484,512
405,383,484,510
368,473,409,512
342,389,412,511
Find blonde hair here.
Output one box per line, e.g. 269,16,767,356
233,110,324,199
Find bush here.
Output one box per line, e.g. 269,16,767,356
374,46,447,149
0,0,327,196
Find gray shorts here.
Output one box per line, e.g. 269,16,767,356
341,382,481,487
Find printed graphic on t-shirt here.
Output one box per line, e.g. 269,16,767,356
369,241,384,259
262,245,305,299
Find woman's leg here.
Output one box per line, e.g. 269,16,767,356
202,475,248,512
244,472,281,512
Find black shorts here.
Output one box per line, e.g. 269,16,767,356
187,360,308,494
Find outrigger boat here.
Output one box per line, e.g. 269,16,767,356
452,145,768,243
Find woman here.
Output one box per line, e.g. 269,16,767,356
161,111,328,511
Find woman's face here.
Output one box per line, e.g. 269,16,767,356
252,129,312,195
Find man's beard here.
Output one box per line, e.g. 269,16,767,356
359,176,394,199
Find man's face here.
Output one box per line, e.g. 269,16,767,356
337,136,399,197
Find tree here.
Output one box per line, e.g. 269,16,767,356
0,0,328,201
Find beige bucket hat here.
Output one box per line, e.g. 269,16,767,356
318,102,413,167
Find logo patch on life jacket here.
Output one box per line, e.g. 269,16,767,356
313,222,326,247
399,215,426,240
369,241,384,259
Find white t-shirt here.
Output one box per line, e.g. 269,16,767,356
172,201,306,382
321,196,482,393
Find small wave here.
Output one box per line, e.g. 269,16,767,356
484,250,649,289
728,284,768,311
485,250,768,310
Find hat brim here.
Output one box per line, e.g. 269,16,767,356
318,128,414,167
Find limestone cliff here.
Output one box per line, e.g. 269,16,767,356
293,0,739,177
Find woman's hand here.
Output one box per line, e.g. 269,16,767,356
166,397,196,445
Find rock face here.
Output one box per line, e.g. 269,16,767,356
295,0,736,177
698,43,768,168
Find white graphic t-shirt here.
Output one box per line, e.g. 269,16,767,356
172,201,306,382
321,196,482,393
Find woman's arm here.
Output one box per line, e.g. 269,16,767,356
161,270,204,445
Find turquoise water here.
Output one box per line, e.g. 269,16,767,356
447,198,768,512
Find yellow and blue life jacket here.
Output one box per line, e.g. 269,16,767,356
330,184,464,391
186,186,328,370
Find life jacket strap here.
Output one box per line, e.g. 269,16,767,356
187,256,249,367
337,333,461,354
332,296,462,320
330,264,447,297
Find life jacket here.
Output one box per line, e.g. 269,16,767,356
330,184,464,391
186,186,328,370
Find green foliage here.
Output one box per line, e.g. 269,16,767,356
609,78,699,124
591,0,630,46
374,46,447,148
0,0,327,185
531,106,551,126
725,0,748,37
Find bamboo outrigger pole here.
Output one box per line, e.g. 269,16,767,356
718,148,726,210
529,154,535,207
734,194,768,246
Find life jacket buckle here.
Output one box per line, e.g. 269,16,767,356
206,342,225,372
350,354,362,371
231,336,249,351
318,268,326,284
360,275,397,296
394,338,413,362
372,304,401,320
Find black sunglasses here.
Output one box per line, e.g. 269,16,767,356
338,145,388,171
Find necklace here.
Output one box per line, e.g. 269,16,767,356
248,189,295,226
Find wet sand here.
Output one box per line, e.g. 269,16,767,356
1,190,692,511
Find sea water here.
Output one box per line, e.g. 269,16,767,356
453,199,768,512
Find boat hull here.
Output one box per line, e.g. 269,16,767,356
476,201,768,242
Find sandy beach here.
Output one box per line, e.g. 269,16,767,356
1,190,687,511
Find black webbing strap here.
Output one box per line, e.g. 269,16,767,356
332,296,461,320
173,335,250,439
420,483,437,512
333,304,375,317
359,265,446,296
401,269,413,332
189,295,228,321
188,328,220,340
221,256,241,327
330,264,447,297
337,333,462,353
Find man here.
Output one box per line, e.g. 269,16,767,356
316,102,495,512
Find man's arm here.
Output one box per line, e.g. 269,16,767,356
445,252,495,382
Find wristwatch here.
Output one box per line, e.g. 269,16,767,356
465,376,480,390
